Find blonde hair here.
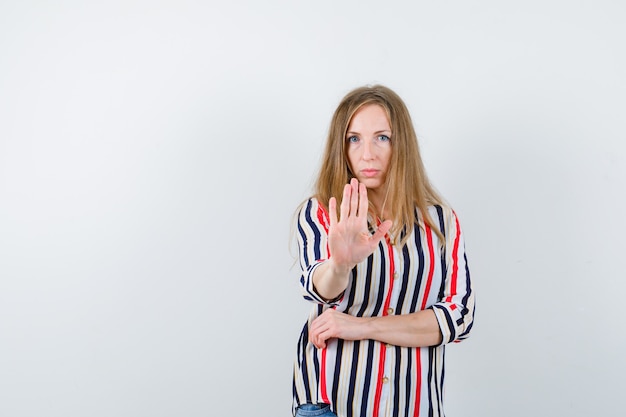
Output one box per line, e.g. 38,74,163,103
314,84,446,246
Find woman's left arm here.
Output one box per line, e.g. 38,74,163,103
309,308,442,349
429,208,475,345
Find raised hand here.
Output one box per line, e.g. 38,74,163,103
311,179,392,301
327,178,392,271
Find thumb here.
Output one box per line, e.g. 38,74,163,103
372,220,393,241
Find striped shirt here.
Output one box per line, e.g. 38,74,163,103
292,198,475,417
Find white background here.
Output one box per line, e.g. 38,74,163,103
1,1,625,416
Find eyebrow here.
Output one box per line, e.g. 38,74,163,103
345,130,392,136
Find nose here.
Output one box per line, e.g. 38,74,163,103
362,139,374,160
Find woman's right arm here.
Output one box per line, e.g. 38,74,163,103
310,257,352,302
298,179,392,303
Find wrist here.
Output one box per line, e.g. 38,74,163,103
327,258,353,277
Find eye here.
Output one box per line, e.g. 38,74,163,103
347,135,359,143
377,135,391,142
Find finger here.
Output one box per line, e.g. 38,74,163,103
311,332,322,349
371,219,393,243
328,197,338,227
309,324,320,347
310,323,327,349
358,182,368,219
349,178,359,217
339,183,352,221
310,311,328,334
319,332,328,349
314,336,326,349
317,328,330,349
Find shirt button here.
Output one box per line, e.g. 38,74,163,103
393,272,399,280
382,377,389,383
387,308,394,315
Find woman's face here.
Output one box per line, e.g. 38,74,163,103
345,104,392,195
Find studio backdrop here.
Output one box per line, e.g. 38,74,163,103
1,1,624,416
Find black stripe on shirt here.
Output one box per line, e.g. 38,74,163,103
371,243,387,316
360,340,375,417
403,348,413,417
297,323,312,403
345,340,361,417
395,242,411,314
303,199,321,262
355,256,374,317
435,206,448,300
331,339,344,409
410,223,425,312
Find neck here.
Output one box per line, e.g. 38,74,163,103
369,188,391,221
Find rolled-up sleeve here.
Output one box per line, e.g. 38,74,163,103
296,198,342,306
431,209,475,345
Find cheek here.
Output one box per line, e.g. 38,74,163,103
382,149,392,169
346,150,358,170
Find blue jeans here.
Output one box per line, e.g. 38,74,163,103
295,404,337,417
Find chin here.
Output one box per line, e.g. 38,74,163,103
359,179,384,190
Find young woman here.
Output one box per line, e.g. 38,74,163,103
292,85,475,417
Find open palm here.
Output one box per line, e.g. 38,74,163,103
327,179,392,269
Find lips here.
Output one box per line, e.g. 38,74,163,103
360,169,379,178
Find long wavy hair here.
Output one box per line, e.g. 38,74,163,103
313,84,446,246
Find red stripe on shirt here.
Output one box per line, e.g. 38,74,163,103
317,204,330,251
316,204,332,404
413,348,422,417
373,344,387,417
421,223,435,311
320,347,329,404
445,212,461,303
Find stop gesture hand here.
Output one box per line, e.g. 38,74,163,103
328,178,392,270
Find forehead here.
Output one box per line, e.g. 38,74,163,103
347,104,391,131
